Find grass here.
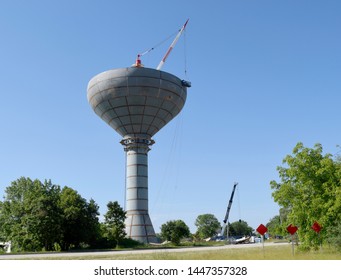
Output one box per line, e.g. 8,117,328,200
22,243,341,260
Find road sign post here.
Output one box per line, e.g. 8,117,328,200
286,224,298,256
256,224,268,257
311,221,322,249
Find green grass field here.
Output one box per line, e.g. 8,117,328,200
30,244,341,260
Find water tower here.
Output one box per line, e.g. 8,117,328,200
87,20,189,243
87,65,188,243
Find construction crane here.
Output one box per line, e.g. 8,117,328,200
156,18,189,70
220,182,238,240
134,19,190,85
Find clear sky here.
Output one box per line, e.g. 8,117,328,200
1,0,340,233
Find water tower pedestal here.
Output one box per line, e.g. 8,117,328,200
121,137,157,243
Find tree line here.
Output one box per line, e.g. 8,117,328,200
0,177,254,252
0,177,132,252
159,215,253,245
3,142,337,252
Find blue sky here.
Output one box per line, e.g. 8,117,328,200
1,0,340,233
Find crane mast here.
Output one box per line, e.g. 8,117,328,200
221,182,238,238
156,19,189,70
134,19,189,70
133,19,191,87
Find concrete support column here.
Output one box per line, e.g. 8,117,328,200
121,137,157,243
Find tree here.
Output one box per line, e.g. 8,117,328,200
85,198,101,248
103,201,126,248
0,177,100,252
160,220,190,245
59,186,100,250
326,220,341,251
195,214,221,239
270,142,341,250
228,220,253,237
32,179,63,251
266,208,291,238
0,177,62,251
266,215,282,237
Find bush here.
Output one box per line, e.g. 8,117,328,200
326,222,341,252
118,238,143,248
160,220,190,245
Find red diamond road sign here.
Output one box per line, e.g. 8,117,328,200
286,224,298,235
256,224,268,235
311,221,322,233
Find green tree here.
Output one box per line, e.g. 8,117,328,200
266,208,291,238
270,142,341,250
59,187,99,250
103,201,126,248
228,220,253,236
160,220,190,245
0,177,100,252
266,215,282,237
326,220,341,251
31,179,63,251
85,198,101,248
195,214,221,239
0,177,62,251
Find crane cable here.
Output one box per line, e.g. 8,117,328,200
237,186,242,222
183,27,188,77
135,19,189,70
135,30,178,66
151,113,184,214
